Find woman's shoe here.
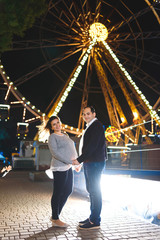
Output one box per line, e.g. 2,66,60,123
51,219,69,228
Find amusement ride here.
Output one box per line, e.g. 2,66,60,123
0,0,160,146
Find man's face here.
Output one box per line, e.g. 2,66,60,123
82,107,96,124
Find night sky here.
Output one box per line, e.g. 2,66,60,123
0,0,160,155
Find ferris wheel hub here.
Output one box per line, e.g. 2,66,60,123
89,22,108,41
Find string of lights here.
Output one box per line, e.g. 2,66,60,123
52,38,97,116
0,61,45,120
108,147,160,155
104,118,159,136
102,41,160,126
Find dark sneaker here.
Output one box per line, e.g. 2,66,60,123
78,221,100,230
79,218,89,226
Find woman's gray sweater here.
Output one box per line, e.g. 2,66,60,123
48,133,78,170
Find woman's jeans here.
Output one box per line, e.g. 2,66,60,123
83,161,105,225
51,168,73,219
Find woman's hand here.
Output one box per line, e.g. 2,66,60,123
74,164,82,172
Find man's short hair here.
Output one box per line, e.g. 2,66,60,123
83,105,96,114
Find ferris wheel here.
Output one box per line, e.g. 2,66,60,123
0,0,160,145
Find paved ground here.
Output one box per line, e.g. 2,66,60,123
0,171,160,240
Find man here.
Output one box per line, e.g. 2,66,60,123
72,106,106,229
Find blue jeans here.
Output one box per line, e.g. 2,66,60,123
83,161,105,225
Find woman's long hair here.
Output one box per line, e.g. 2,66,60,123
45,116,61,134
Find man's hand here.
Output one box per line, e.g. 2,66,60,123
72,159,80,165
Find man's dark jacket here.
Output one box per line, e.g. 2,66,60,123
77,120,106,163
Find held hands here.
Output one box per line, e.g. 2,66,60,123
72,159,82,173
72,159,80,165
74,164,82,172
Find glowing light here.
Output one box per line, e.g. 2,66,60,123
121,117,125,122
101,174,160,222
52,39,97,116
25,117,40,123
133,112,138,119
0,104,10,109
0,61,46,120
23,108,26,121
10,101,23,104
102,41,160,125
89,23,108,41
17,122,29,127
108,146,131,150
105,126,121,142
5,85,11,101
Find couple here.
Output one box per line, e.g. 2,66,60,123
45,106,106,230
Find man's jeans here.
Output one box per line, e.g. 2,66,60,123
83,161,105,225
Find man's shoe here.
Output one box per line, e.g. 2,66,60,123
79,218,89,226
78,221,100,230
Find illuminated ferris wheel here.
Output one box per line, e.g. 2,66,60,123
0,0,160,145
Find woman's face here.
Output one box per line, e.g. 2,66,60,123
51,118,61,132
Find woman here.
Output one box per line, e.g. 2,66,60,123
45,116,78,228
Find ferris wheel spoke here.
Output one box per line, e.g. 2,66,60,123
116,44,160,66
108,5,153,34
39,22,83,43
47,0,88,36
110,31,160,42
10,39,87,51
14,47,82,86
113,52,160,95
127,65,160,94
118,53,160,86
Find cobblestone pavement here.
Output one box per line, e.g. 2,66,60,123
0,171,160,240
